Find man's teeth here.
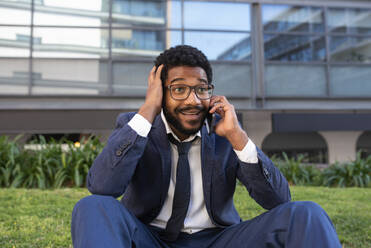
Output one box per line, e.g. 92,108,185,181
181,111,199,115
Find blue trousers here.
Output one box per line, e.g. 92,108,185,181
71,195,341,248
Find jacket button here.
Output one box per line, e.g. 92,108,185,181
115,150,123,156
120,142,131,149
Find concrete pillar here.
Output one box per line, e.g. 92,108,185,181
243,111,272,148
319,131,363,164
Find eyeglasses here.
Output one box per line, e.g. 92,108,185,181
167,84,214,100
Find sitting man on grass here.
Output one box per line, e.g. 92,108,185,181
71,45,342,248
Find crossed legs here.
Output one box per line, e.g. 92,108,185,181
71,195,341,248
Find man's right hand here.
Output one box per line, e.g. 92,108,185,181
138,65,164,124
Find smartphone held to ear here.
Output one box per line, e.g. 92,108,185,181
207,111,216,135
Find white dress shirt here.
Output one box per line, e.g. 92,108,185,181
127,111,258,233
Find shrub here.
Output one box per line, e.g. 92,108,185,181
0,135,104,188
2,135,371,189
273,152,322,186
322,152,371,188
0,135,24,187
63,136,103,187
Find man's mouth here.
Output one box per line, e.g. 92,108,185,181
177,107,205,121
180,110,201,115
177,106,204,115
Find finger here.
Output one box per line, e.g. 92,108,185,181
210,95,222,106
210,95,229,107
155,64,164,82
215,104,226,118
148,66,156,83
209,101,227,114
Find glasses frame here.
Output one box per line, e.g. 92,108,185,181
166,84,215,100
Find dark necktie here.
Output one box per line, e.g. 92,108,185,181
161,134,195,242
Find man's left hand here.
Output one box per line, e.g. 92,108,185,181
209,96,249,150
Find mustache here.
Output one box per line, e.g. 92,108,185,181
175,106,206,113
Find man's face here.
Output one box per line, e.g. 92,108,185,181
163,66,210,140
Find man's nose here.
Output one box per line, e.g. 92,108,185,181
184,89,201,105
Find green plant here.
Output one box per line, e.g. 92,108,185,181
0,134,104,189
274,152,322,186
0,135,24,188
63,136,103,187
20,135,64,188
322,152,371,187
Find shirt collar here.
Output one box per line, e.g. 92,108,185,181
161,109,208,142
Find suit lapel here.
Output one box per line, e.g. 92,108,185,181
149,115,172,206
201,124,215,215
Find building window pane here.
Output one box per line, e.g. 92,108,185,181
32,59,108,95
262,5,324,33
111,29,168,58
330,66,371,97
0,26,31,57
166,31,182,48
0,58,29,95
34,0,110,27
330,36,371,63
113,0,165,18
169,0,181,28
32,28,109,58
328,8,371,34
184,1,250,31
211,63,251,97
264,34,325,61
112,0,166,27
0,0,31,25
0,26,30,95
113,61,152,96
185,31,251,61
265,64,326,97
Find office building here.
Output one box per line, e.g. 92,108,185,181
1,0,370,164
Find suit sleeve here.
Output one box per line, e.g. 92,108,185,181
87,112,148,198
236,146,291,210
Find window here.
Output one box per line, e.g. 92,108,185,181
327,7,371,97
262,4,327,97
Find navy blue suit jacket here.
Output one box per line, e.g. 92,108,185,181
87,112,291,227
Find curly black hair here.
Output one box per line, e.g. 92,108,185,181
154,45,213,85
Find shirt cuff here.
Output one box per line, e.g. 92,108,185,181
127,114,152,137
234,139,258,164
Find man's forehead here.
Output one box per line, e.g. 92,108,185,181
167,66,207,81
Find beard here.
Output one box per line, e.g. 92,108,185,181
163,104,207,136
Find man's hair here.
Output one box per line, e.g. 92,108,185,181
154,45,213,85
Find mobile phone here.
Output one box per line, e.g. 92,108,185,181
207,110,215,135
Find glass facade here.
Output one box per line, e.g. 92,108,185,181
0,0,370,99
262,5,327,97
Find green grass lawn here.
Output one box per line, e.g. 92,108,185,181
0,186,370,248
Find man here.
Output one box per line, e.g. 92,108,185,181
71,45,341,247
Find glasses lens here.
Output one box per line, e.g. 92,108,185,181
170,85,190,99
196,85,213,99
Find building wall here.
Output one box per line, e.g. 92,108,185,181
242,110,369,164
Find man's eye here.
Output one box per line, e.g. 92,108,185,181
173,87,186,93
197,87,208,93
